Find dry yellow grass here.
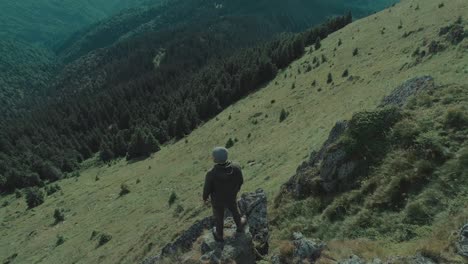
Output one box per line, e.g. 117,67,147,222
0,0,467,263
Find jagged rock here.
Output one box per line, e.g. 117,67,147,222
280,121,349,200
291,232,325,261
200,218,256,264
278,76,436,200
270,233,325,264
142,189,269,264
238,189,269,256
379,76,434,108
457,223,468,257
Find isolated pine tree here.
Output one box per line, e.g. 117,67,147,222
99,142,114,162
327,73,333,84
144,132,160,155
315,37,322,50
25,187,45,209
226,138,235,149
127,128,146,160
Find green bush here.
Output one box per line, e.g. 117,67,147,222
45,184,61,196
120,184,130,196
444,107,468,129
342,69,349,77
25,187,45,209
391,118,421,146
327,73,333,84
168,191,177,206
56,235,65,246
225,138,235,148
98,233,112,247
15,189,22,198
279,109,289,122
414,131,448,162
352,48,359,56
54,208,65,224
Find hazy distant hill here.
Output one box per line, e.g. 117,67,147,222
0,0,162,46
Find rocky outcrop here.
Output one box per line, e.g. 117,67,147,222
200,218,256,264
379,76,434,108
142,189,269,264
278,76,435,200
458,223,468,257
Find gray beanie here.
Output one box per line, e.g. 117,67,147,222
212,147,228,164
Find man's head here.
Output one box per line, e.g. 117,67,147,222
212,147,228,164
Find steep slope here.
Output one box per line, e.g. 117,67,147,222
0,0,467,263
0,0,161,46
0,39,58,119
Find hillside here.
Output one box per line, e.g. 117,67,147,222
0,0,467,264
0,0,161,46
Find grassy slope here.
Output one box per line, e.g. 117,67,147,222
0,0,467,263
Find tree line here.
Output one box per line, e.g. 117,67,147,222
0,13,352,193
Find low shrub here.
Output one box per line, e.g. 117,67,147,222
56,235,65,246
45,184,61,196
414,131,448,162
391,118,421,146
54,208,65,224
25,187,45,209
444,107,468,130
225,138,235,148
168,191,177,206
120,184,130,196
98,233,112,247
279,109,289,122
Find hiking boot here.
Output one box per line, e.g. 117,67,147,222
236,217,247,233
212,229,224,243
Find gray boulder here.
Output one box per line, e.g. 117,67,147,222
291,232,325,261
379,76,434,108
458,223,468,257
271,233,325,264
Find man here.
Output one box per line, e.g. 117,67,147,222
203,147,246,242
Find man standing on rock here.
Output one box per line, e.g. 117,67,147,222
203,147,246,242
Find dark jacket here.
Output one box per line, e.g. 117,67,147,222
203,161,243,206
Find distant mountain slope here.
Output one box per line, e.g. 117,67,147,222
0,0,161,46
0,39,58,119
56,0,399,62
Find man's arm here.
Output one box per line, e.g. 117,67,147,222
203,171,212,201
238,167,244,192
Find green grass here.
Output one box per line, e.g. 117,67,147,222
0,0,467,263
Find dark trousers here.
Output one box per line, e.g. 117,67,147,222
212,200,242,238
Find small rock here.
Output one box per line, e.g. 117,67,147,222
292,232,325,262
458,223,468,257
